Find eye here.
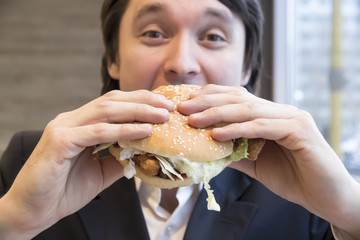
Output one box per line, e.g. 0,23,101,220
204,34,225,42
200,30,228,49
142,30,164,39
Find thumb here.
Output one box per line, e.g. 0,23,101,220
228,159,257,179
98,155,124,189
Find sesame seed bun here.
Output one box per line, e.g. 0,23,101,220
118,85,233,161
110,85,264,189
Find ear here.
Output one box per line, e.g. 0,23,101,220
108,62,120,80
241,68,252,86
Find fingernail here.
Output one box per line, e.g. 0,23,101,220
166,100,175,110
190,112,201,119
158,108,170,115
190,90,200,99
136,123,152,131
157,94,174,110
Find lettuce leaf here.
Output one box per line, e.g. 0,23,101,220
155,156,184,181
203,173,220,211
228,138,249,161
123,159,136,179
115,140,250,212
167,157,232,212
119,147,144,179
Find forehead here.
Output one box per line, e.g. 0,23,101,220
124,0,240,24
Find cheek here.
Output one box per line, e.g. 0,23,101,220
205,54,244,86
118,48,162,91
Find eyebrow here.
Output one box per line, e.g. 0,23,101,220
204,7,234,24
133,3,165,23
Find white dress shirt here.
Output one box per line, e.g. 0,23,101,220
135,178,349,240
135,178,202,240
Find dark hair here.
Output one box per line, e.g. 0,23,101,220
100,0,263,94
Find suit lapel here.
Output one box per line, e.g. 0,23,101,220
76,169,257,240
184,168,258,240
77,178,150,240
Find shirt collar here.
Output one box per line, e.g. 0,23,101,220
135,177,202,219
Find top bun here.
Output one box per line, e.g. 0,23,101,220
118,85,233,162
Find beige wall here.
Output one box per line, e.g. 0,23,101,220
0,1,104,155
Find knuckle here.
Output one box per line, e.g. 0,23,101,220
235,86,248,94
249,119,267,137
46,111,71,130
135,90,160,103
137,89,151,95
227,95,242,104
97,100,116,122
52,111,69,122
207,106,220,116
103,89,121,99
135,89,152,98
252,118,265,129
98,99,114,111
196,94,210,105
297,109,315,126
43,123,69,148
299,109,312,119
285,104,298,111
295,109,311,122
203,84,215,90
135,103,151,113
244,101,258,112
92,123,109,136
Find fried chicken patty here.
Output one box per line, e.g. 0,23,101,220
133,155,160,176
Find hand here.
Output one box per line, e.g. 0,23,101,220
0,90,174,239
178,84,360,238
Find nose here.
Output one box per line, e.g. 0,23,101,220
163,35,201,84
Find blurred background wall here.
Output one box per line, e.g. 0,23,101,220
0,0,103,155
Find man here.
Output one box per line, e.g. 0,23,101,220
1,0,359,239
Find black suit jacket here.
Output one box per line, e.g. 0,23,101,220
0,131,335,240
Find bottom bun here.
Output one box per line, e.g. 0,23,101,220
109,145,194,189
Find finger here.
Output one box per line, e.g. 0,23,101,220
178,85,248,115
211,119,292,142
187,102,296,129
211,118,319,155
88,101,171,125
189,84,246,98
56,90,174,127
228,159,256,179
98,155,124,189
69,123,152,150
103,90,174,110
59,101,171,127
178,93,247,116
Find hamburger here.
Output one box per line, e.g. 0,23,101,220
95,85,265,211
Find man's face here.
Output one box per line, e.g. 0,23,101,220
108,0,248,91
